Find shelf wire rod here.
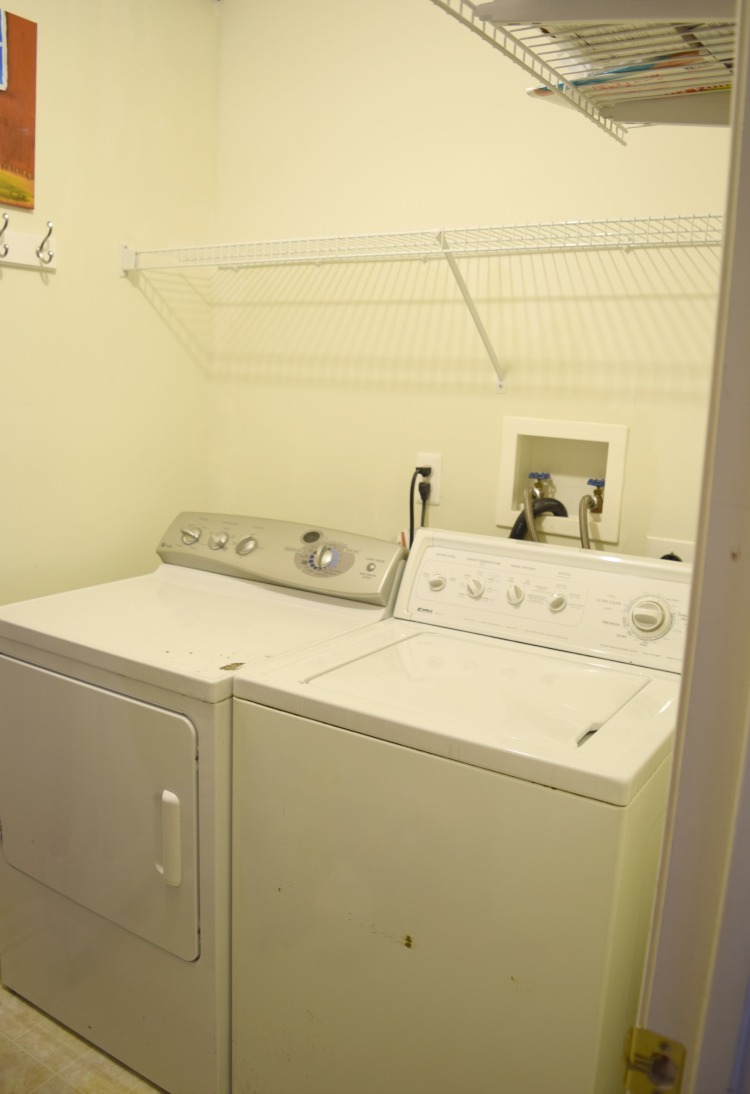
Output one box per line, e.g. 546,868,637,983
438,231,505,390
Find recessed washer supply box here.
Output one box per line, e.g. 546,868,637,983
497,417,628,544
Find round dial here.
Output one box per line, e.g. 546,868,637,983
428,574,446,592
312,545,337,571
236,535,258,556
209,531,229,550
180,526,201,545
628,596,672,640
466,577,485,600
548,592,567,614
506,582,524,606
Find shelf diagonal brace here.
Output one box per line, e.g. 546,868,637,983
439,231,505,391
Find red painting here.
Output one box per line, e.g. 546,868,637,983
0,10,37,209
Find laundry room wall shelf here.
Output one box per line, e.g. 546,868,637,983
429,0,735,143
119,212,724,390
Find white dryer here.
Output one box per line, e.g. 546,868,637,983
0,512,404,1094
231,528,691,1094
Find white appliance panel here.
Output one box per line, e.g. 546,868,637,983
0,656,199,960
233,703,671,1094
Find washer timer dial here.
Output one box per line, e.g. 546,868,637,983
627,596,673,640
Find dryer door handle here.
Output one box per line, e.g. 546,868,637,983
157,789,182,887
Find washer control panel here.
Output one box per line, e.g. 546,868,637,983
158,512,405,607
398,531,691,672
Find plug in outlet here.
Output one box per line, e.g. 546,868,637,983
416,452,441,505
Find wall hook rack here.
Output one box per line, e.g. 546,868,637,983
0,217,57,272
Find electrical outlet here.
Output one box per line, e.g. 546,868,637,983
416,452,441,505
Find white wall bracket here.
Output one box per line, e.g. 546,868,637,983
439,231,505,391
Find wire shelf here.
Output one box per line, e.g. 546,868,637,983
121,214,724,273
430,0,735,139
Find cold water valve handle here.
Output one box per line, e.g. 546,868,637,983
587,479,605,513
528,471,551,500
579,479,605,550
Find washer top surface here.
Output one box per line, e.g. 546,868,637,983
0,512,405,702
234,528,691,804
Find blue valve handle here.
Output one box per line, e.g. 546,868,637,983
587,478,605,488
528,472,551,481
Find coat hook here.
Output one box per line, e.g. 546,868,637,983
0,213,8,258
36,221,54,264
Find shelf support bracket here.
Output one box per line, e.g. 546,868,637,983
439,231,505,391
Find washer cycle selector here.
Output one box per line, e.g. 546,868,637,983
209,532,229,550
181,526,201,545
628,596,672,640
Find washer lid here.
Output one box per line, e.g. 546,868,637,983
235,622,680,805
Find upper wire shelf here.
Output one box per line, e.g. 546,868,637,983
120,214,724,274
429,0,735,142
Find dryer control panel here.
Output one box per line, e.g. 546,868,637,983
398,530,691,673
158,512,405,607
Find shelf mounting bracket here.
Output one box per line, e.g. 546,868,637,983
439,231,505,390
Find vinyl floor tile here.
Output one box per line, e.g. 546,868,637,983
0,980,163,1094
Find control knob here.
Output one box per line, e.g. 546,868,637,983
548,593,567,613
428,574,446,592
181,526,201,545
236,535,258,556
313,545,336,570
628,596,672,640
506,582,525,606
466,577,485,600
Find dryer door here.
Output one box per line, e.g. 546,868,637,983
0,656,199,961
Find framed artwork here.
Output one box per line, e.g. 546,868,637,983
0,9,37,209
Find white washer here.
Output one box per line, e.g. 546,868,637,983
232,528,691,1094
0,512,404,1094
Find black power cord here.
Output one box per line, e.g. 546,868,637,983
409,465,432,548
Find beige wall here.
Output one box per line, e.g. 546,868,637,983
0,0,735,606
207,0,732,555
1,0,219,602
